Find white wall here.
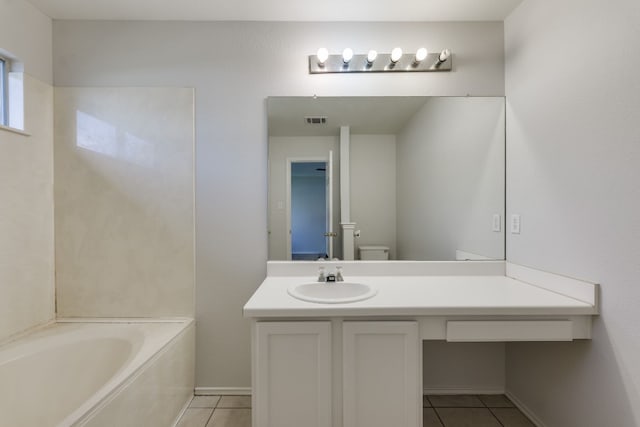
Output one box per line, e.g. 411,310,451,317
505,1,640,426
0,75,54,342
423,342,505,394
350,134,397,259
53,20,505,388
0,0,53,342
54,87,195,317
397,97,505,261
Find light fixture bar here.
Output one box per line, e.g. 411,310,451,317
309,51,452,74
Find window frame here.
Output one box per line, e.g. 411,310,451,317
0,55,8,126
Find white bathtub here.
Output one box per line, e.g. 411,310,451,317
0,319,194,427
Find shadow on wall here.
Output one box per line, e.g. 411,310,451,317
506,317,639,427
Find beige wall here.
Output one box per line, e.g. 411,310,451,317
505,0,640,426
52,20,505,388
0,0,54,342
54,87,195,317
0,75,55,342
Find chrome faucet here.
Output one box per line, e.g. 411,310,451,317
317,266,344,282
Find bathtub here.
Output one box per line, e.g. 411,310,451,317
0,319,194,427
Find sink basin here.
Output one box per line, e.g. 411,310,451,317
287,282,377,304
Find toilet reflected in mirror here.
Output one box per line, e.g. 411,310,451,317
359,245,390,260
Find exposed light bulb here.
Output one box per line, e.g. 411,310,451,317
415,47,428,62
367,50,378,64
342,48,354,64
390,47,403,63
439,48,451,62
317,48,329,65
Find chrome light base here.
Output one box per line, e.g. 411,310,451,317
309,52,452,74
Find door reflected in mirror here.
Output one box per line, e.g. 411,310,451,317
267,96,505,262
288,159,334,260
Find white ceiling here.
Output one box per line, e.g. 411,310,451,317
25,0,523,21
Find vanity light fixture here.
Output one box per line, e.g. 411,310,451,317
438,48,451,63
342,48,354,64
316,48,329,66
390,47,403,63
367,50,378,65
415,47,428,63
309,47,452,74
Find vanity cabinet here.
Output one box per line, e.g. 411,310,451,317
247,263,598,427
253,320,421,427
342,321,420,427
254,322,332,427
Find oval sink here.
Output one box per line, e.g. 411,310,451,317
287,282,377,304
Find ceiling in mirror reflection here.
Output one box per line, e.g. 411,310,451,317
268,97,431,137
268,96,505,262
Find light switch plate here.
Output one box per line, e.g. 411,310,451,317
492,214,501,232
511,214,521,234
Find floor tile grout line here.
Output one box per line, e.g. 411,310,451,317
477,394,490,408
211,395,250,426
205,396,219,427
431,402,507,427
203,406,216,427
430,406,495,408
487,407,507,427
431,407,447,427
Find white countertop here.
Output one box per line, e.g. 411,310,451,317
243,274,598,318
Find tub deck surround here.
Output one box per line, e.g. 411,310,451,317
0,319,194,427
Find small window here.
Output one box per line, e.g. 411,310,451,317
0,55,7,126
0,50,25,132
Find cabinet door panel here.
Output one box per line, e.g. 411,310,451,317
255,322,332,427
343,321,420,427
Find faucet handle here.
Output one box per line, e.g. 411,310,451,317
317,267,326,282
335,266,344,282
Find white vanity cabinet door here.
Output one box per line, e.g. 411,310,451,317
342,321,420,427
254,322,332,427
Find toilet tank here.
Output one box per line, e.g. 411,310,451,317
358,245,390,260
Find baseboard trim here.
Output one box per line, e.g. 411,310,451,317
423,386,505,395
505,390,547,427
195,387,252,396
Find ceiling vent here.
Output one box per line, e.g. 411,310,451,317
305,116,327,124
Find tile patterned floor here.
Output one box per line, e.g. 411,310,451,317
176,395,251,427
176,394,534,427
424,394,536,427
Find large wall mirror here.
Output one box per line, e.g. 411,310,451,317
267,96,505,262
